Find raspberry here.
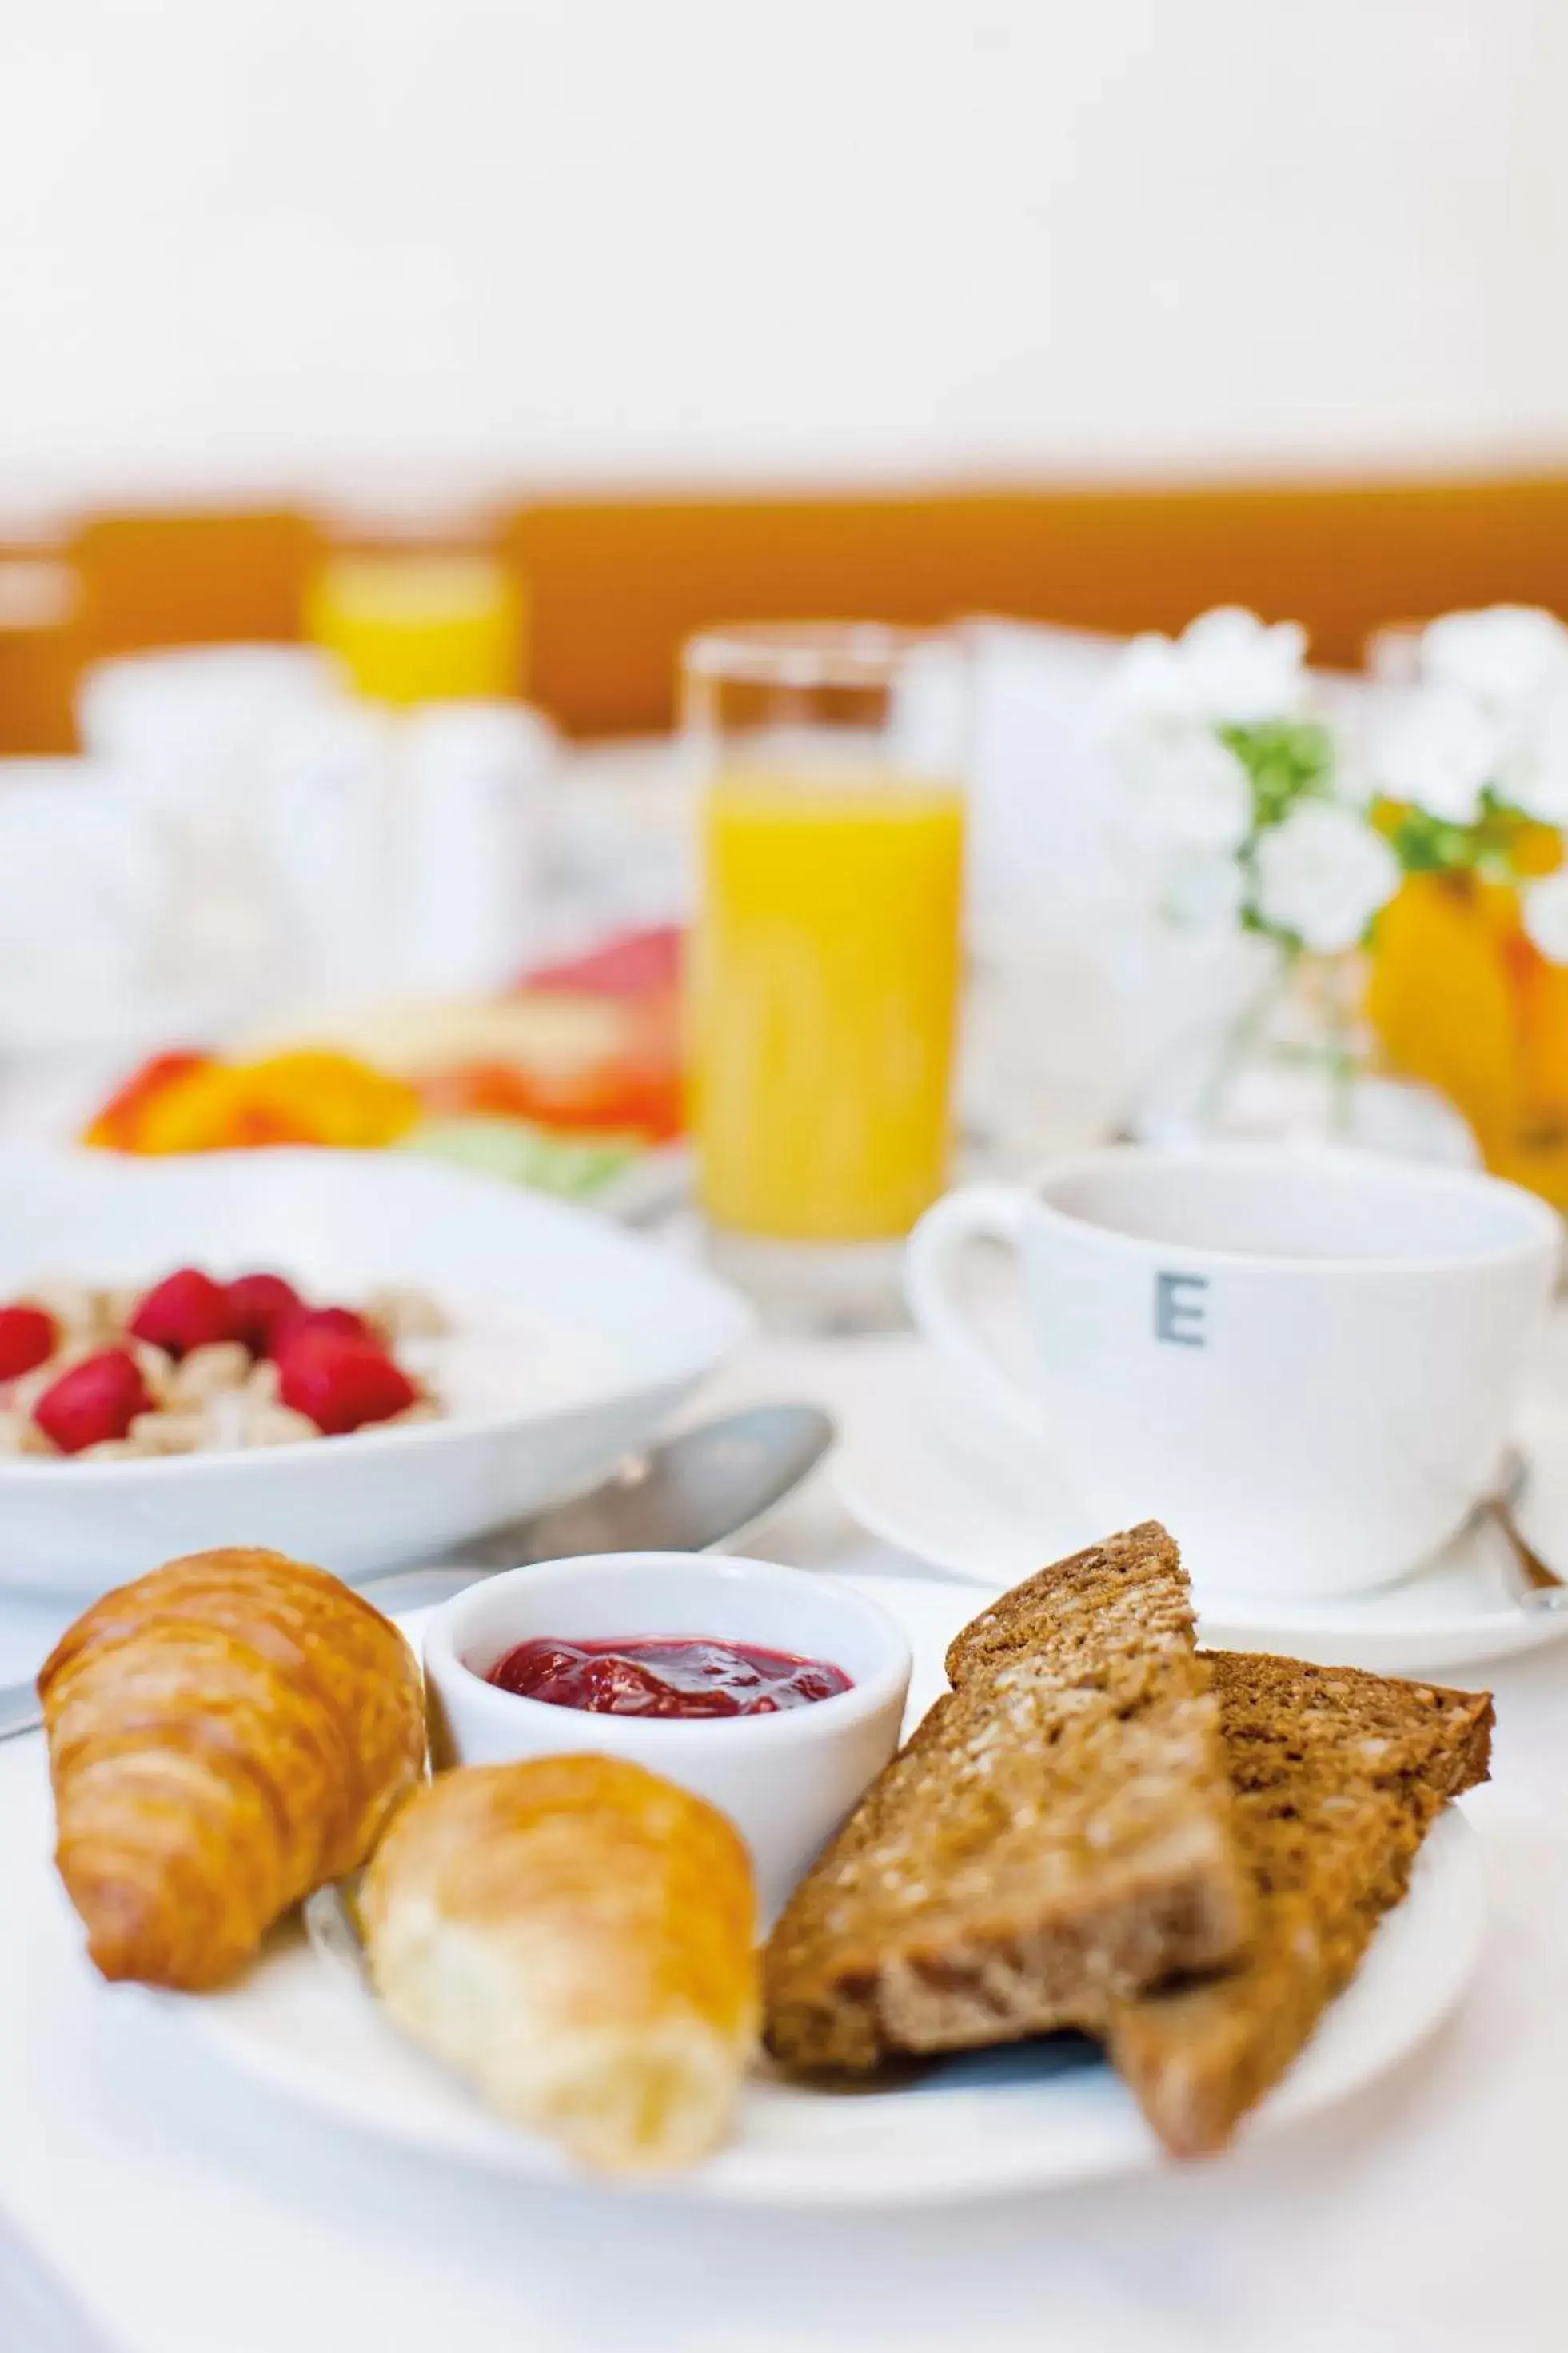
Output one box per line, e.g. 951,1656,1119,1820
34,1349,154,1454
276,1332,417,1436
267,1303,373,1358
225,1272,304,1355
129,1268,239,1360
0,1303,58,1380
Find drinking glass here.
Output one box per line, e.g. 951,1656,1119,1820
684,623,968,1328
305,497,524,706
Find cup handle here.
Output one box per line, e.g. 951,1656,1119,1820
904,1185,1045,1440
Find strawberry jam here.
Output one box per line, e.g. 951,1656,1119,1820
486,1635,852,1718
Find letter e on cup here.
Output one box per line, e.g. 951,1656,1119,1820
1155,1272,1208,1348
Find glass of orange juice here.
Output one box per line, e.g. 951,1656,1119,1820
305,493,525,708
684,623,968,1327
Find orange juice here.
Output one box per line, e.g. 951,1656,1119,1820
305,553,524,705
692,765,966,1240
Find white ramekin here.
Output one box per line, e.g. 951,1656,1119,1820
422,1552,912,1919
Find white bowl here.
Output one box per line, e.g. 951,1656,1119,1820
0,1145,752,1594
423,1552,913,1918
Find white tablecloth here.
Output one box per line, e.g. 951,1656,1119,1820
0,1334,1562,2353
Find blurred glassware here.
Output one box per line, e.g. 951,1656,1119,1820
78,643,342,795
956,620,1143,1170
0,761,164,1050
960,618,1123,957
959,925,1130,1172
394,701,555,994
78,642,347,1017
305,491,524,707
684,622,967,1328
1130,936,1479,1167
533,734,696,965
257,699,399,999
305,552,523,706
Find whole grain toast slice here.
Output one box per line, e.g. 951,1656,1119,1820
1106,1650,1493,2159
764,1524,1251,2071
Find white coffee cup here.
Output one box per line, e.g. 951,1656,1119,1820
905,1145,1561,1600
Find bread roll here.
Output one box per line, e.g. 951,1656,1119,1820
361,1755,760,2172
41,1546,425,1989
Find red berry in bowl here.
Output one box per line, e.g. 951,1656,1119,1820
277,1332,417,1436
34,1349,154,1455
0,1304,58,1380
225,1272,304,1355
268,1303,373,1358
129,1268,238,1360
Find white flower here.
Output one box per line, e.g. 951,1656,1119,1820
1177,606,1308,725
1370,685,1503,825
1495,684,1568,825
1422,605,1568,712
1106,606,1308,736
1111,633,1211,733
1522,869,1568,964
1108,731,1254,863
1251,801,1400,953
1146,733,1254,853
1155,847,1247,933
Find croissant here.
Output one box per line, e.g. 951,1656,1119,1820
40,1546,426,1991
361,1755,760,2172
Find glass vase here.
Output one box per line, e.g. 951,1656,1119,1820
1130,933,1477,1165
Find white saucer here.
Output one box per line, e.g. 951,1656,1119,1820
836,1346,1568,1674
160,1579,1483,2207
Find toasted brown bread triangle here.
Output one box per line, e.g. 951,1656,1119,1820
1106,1649,1493,2159
764,1524,1251,2071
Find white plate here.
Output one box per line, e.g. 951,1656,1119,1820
169,1577,1484,2207
0,1145,751,1593
836,1348,1568,1673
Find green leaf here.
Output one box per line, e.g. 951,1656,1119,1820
1389,809,1472,873
1383,794,1538,880
1219,720,1337,833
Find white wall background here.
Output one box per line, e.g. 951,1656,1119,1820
2,0,1566,513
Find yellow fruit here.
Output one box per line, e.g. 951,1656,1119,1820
133,1051,421,1153
1367,876,1521,1153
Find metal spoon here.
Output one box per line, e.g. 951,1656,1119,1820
1482,1447,1568,1612
0,1402,836,1745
